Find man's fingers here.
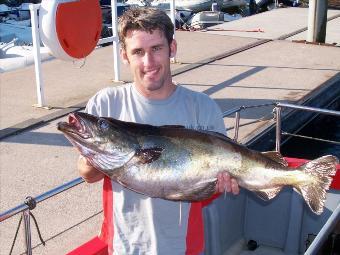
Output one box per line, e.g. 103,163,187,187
216,172,240,195
217,172,230,193
223,173,231,193
231,178,240,195
216,173,222,192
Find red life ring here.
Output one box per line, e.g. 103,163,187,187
40,0,102,61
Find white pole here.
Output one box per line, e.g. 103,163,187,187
111,0,120,81
170,0,176,32
307,0,317,42
29,3,46,107
170,0,176,63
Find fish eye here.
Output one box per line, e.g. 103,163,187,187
98,119,110,131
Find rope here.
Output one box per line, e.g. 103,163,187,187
29,211,46,246
9,215,23,255
178,202,182,226
203,28,264,33
178,27,265,33
282,132,340,145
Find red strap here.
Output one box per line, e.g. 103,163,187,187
185,202,204,255
99,177,114,255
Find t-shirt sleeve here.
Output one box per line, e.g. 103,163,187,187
85,95,99,115
84,88,112,116
209,101,227,135
199,95,226,136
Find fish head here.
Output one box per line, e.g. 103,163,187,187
57,112,110,153
57,112,138,171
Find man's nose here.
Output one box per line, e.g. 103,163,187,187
143,52,155,67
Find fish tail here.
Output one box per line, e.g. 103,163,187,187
297,155,338,215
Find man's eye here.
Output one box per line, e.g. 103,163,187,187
153,46,161,51
133,50,143,55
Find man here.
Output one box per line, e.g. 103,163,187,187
78,7,239,255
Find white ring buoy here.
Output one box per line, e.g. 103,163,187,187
39,0,102,61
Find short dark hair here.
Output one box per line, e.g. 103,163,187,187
118,7,174,50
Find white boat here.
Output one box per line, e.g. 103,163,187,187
0,39,53,73
189,11,225,28
0,4,53,73
188,10,242,29
125,0,247,12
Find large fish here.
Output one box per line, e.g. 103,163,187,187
58,112,338,215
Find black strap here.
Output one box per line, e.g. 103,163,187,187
9,215,23,255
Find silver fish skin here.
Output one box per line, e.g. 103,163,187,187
57,112,338,215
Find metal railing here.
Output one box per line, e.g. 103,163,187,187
223,102,340,152
222,102,276,142
0,177,84,254
1,102,339,254
274,102,340,152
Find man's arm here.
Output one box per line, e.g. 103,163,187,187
77,156,105,183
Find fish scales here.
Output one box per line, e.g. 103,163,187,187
58,112,338,215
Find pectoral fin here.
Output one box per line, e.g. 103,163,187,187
136,147,164,164
254,187,282,200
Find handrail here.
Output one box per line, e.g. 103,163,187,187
0,177,84,222
222,102,276,117
276,102,340,117
222,102,276,141
222,102,340,147
275,102,340,152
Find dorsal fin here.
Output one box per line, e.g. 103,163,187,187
102,115,233,144
198,129,231,141
102,117,161,136
261,151,288,167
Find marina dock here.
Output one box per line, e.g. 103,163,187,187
1,7,339,254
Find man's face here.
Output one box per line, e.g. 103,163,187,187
120,29,177,99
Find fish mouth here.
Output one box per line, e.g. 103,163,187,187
57,113,92,139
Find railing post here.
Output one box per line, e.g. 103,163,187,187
29,3,46,108
170,0,176,63
111,0,121,81
23,210,33,255
275,106,282,152
234,111,240,141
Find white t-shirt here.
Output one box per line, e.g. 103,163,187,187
86,83,226,255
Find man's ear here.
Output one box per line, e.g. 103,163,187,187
120,48,129,65
169,39,177,58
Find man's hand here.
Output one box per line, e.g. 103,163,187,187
216,172,240,195
78,156,105,183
